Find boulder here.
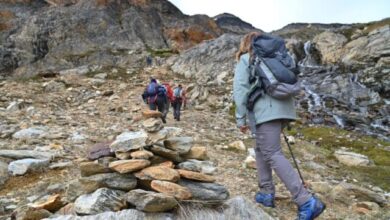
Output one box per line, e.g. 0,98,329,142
149,145,183,163
131,150,154,160
8,158,50,175
183,146,208,160
178,179,229,201
74,188,126,215
177,159,216,175
109,159,150,174
110,131,148,153
163,137,193,155
177,169,215,182
142,118,164,133
0,150,56,160
87,142,114,160
228,140,246,151
126,189,178,212
313,31,347,64
80,173,137,191
334,150,370,166
134,166,180,182
151,180,192,200
30,194,63,212
0,160,8,188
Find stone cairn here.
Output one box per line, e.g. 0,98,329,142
29,110,229,217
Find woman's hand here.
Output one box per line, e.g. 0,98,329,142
239,125,249,133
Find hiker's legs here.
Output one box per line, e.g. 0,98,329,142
254,144,275,194
256,120,311,206
175,101,182,121
149,102,156,110
173,100,178,119
156,96,167,123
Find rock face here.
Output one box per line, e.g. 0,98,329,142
0,0,222,77
213,13,259,34
74,188,126,215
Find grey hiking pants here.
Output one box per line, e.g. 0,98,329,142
254,120,311,206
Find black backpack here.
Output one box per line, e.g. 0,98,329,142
246,34,301,111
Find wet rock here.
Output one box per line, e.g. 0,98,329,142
74,188,126,215
334,150,370,166
151,180,192,200
183,146,208,160
80,173,137,191
178,179,229,201
149,145,184,163
330,182,387,206
163,137,193,155
110,131,148,153
228,140,246,151
8,158,50,175
30,194,63,212
87,141,114,160
134,166,180,182
177,159,217,175
109,159,150,174
142,118,164,133
177,169,215,182
0,160,8,188
79,157,115,177
126,189,178,212
12,205,52,220
12,127,48,139
130,150,154,160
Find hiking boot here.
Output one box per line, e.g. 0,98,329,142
297,196,326,220
255,192,275,208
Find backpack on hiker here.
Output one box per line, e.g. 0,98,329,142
246,34,301,111
147,82,158,96
156,85,167,97
173,87,183,101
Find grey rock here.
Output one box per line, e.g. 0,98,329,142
223,196,274,220
0,161,8,188
8,158,50,175
149,145,183,163
43,209,173,220
6,101,21,112
334,150,370,166
12,127,48,139
74,188,126,215
163,137,193,155
142,118,164,133
110,131,148,153
43,80,66,92
126,189,178,212
331,182,387,206
80,173,137,191
177,159,217,175
0,149,56,160
178,180,229,201
80,157,115,177
50,161,73,169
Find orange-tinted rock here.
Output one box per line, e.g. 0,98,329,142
56,203,75,215
135,166,180,182
131,150,154,160
109,159,150,173
183,146,208,160
142,110,162,119
177,169,215,182
155,161,174,168
30,194,63,212
151,180,192,200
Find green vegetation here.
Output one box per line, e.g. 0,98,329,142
146,48,178,58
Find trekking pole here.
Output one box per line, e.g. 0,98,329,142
282,131,306,187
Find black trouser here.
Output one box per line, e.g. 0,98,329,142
149,95,168,123
173,99,182,121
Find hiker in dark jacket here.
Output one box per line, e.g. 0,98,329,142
142,78,168,123
233,32,325,220
172,84,185,121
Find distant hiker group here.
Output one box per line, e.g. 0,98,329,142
142,78,186,122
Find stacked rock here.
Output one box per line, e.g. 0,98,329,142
66,110,229,216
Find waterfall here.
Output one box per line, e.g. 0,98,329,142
299,41,319,68
333,115,345,128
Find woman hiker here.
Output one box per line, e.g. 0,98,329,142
233,32,326,220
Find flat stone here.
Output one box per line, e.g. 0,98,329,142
12,206,52,220
79,157,115,177
177,169,215,182
135,166,180,182
80,173,137,191
30,194,63,212
149,145,183,163
178,179,229,201
0,150,56,160
8,158,50,175
126,189,178,212
87,141,114,160
109,159,150,174
151,180,192,200
146,127,183,145
110,131,148,153
74,188,126,215
142,110,163,119
12,127,48,139
130,150,154,159
142,118,164,133
155,161,175,168
115,151,131,160
163,137,193,155
334,150,370,166
183,146,208,160
177,159,217,175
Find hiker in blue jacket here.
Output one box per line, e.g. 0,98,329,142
142,78,168,123
233,32,325,220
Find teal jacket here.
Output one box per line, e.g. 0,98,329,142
233,53,297,127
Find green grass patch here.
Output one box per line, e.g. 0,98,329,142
146,48,178,58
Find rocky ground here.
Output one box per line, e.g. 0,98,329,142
0,68,389,220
